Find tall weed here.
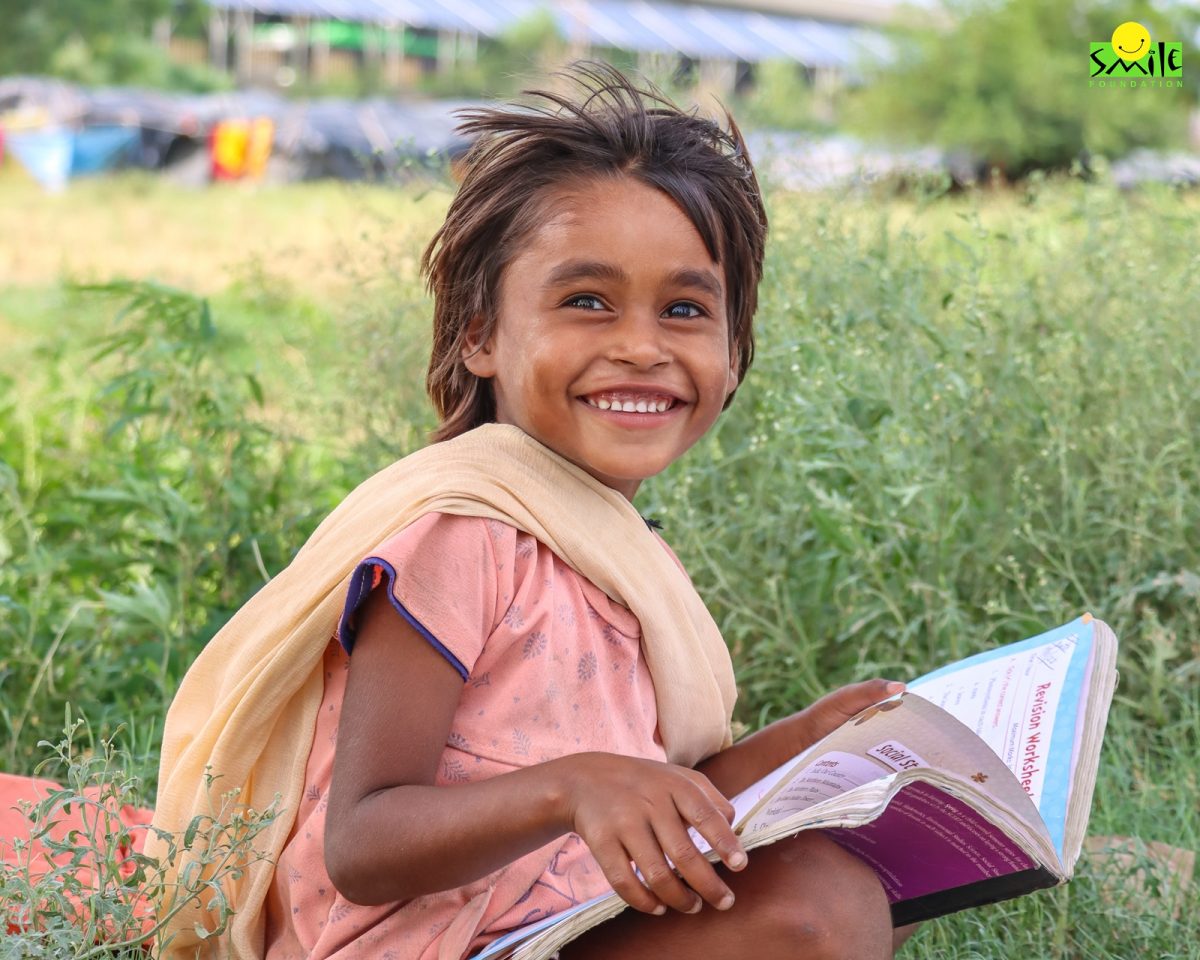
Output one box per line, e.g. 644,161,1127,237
0,713,277,959
0,281,339,778
642,178,1199,729
1,177,1197,958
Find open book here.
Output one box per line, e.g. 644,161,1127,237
475,614,1118,960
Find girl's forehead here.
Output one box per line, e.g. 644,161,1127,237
528,178,626,225
517,177,718,265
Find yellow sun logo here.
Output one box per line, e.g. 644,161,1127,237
1111,21,1152,62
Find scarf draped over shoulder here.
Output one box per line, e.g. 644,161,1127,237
149,422,736,958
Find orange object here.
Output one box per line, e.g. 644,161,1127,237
210,119,250,180
210,117,274,181
244,117,274,179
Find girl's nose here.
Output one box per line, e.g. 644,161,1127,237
605,311,671,368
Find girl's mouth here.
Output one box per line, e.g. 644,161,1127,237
578,392,680,414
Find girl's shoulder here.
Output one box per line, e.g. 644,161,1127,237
369,510,503,557
361,512,537,599
419,513,646,640
338,513,519,669
338,512,605,664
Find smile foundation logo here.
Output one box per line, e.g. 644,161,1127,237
1089,21,1183,88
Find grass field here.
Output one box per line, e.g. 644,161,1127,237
1,161,1198,957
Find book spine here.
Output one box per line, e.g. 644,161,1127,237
889,866,1060,926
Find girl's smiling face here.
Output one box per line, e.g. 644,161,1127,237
463,176,740,501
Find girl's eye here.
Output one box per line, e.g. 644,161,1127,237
562,296,704,318
564,294,605,310
667,302,700,321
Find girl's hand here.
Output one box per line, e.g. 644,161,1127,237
693,678,905,802
791,679,905,752
553,753,747,916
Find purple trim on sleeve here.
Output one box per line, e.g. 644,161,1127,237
338,557,469,681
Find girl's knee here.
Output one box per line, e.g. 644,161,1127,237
745,834,894,960
564,834,895,960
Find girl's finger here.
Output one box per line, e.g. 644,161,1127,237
624,827,704,915
590,839,665,915
675,788,746,874
652,812,736,911
815,679,905,725
685,773,736,825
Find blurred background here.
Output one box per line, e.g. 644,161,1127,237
2,2,1200,957
1,0,1198,190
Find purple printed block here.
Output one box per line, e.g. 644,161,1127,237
825,781,1035,902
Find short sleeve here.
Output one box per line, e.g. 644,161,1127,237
337,513,513,680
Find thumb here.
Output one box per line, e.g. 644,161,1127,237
808,678,905,727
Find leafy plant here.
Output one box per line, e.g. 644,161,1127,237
2,172,1198,959
0,712,278,959
0,281,330,777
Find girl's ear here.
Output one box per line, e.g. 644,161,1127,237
725,345,740,399
461,315,496,378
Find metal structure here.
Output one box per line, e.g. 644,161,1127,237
205,0,895,84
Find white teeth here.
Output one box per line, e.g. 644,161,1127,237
583,395,675,413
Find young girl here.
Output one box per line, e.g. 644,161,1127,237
148,61,909,960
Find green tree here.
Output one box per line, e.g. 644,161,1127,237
0,0,221,89
0,0,164,73
845,0,1198,178
418,9,568,99
734,60,825,133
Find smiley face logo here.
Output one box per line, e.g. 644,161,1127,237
1111,21,1151,61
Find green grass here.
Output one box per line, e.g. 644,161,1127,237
1,170,1198,957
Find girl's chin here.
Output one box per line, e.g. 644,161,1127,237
581,460,673,496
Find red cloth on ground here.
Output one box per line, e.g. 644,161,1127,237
0,771,155,938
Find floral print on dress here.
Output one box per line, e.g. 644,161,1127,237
522,631,547,659
442,756,470,783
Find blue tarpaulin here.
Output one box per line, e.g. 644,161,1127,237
5,125,141,190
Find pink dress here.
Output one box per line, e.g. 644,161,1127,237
264,512,686,960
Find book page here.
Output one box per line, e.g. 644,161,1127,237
907,617,1096,857
737,694,1040,838
741,750,886,827
472,894,612,960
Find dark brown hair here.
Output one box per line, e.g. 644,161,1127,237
421,60,768,442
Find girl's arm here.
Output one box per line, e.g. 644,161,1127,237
324,585,748,915
695,680,905,799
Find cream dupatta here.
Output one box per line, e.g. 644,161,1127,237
149,423,736,957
